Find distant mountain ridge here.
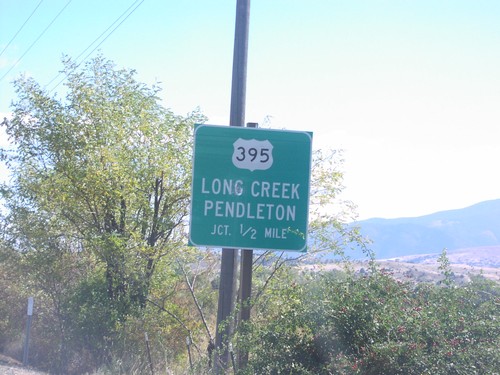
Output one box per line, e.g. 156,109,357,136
355,199,500,260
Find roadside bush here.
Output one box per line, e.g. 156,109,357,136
239,266,500,374
0,246,25,355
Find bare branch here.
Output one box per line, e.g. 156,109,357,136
177,261,214,344
146,298,202,356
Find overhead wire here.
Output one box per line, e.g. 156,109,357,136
46,0,146,93
0,0,45,58
0,0,73,83
44,0,144,90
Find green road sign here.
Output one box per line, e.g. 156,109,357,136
189,124,312,252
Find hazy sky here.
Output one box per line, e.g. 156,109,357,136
1,0,499,220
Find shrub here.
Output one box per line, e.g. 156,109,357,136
238,266,500,375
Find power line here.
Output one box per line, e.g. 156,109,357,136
45,0,145,92
0,0,73,83
0,0,44,58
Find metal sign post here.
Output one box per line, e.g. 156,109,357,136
22,296,34,366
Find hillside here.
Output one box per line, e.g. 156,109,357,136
303,246,500,283
387,245,500,267
355,199,500,259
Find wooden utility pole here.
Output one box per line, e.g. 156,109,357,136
214,0,251,373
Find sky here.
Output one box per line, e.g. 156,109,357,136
1,0,499,220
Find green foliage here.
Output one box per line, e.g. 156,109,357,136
0,55,209,373
237,266,500,375
236,270,320,375
0,243,25,354
4,54,203,309
437,248,454,286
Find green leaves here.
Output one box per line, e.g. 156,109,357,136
4,52,203,263
0,54,207,372
238,267,500,375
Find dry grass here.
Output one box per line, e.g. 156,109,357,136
0,354,47,375
301,246,500,283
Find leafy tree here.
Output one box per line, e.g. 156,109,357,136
0,225,26,355
1,55,206,372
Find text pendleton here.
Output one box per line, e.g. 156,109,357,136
203,200,296,222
